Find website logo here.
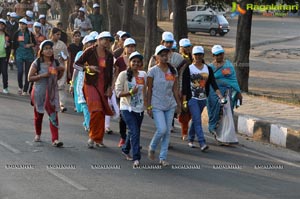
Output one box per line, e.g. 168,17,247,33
231,2,246,18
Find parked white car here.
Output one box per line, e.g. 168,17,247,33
186,5,226,20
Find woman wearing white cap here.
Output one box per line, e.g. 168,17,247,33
74,31,114,148
0,19,11,94
69,35,96,132
147,45,181,166
28,40,65,147
182,46,225,151
115,51,146,168
207,45,242,144
113,37,137,147
33,22,46,56
25,10,34,32
11,18,36,95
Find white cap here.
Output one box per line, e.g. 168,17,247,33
10,12,18,18
162,31,174,42
192,46,204,54
33,22,42,28
79,7,85,13
96,31,114,42
116,30,123,37
172,40,177,50
7,12,11,16
179,38,192,47
82,35,95,45
39,40,53,50
93,3,100,8
120,31,131,38
155,45,170,56
26,10,34,18
39,14,46,19
211,45,224,55
123,38,136,47
129,51,143,61
0,19,6,25
19,18,28,25
89,31,98,40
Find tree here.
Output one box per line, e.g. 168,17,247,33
107,0,122,33
173,0,188,42
143,0,158,69
57,0,77,30
233,0,254,92
100,0,109,30
122,0,135,32
137,0,144,16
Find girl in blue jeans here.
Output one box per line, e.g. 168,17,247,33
115,51,147,168
147,45,181,166
182,46,225,152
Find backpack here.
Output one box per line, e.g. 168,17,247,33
29,58,60,105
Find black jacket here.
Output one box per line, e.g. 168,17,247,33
182,64,219,101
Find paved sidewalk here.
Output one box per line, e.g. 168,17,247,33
234,94,300,151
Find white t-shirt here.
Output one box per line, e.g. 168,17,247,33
120,71,147,113
189,64,209,100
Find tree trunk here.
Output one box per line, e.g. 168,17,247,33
157,0,163,21
100,0,109,30
57,0,74,30
137,0,144,16
143,0,158,70
173,0,188,42
122,0,135,32
234,0,254,92
107,0,122,33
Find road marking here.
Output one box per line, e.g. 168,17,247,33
240,147,300,168
0,140,21,154
204,134,300,168
47,169,88,191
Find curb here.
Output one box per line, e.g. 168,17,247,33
234,114,300,152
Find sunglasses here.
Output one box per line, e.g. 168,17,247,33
213,53,224,56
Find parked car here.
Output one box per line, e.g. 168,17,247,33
187,14,230,36
186,5,226,20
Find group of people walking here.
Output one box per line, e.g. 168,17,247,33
0,4,243,169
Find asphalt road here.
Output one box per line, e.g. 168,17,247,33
0,79,300,199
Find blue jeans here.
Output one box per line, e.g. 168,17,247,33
16,58,33,92
188,98,207,146
121,110,144,161
150,107,176,161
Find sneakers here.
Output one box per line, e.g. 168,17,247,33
95,142,106,148
52,140,63,147
34,135,41,142
87,139,95,148
2,88,9,94
105,128,113,134
22,91,29,96
60,106,67,113
118,138,125,148
18,88,22,95
122,151,133,161
188,142,195,148
159,160,170,167
200,144,209,152
133,160,140,168
148,148,155,160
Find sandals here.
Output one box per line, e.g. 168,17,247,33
34,135,41,142
52,140,63,147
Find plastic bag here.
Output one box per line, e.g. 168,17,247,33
216,93,238,144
